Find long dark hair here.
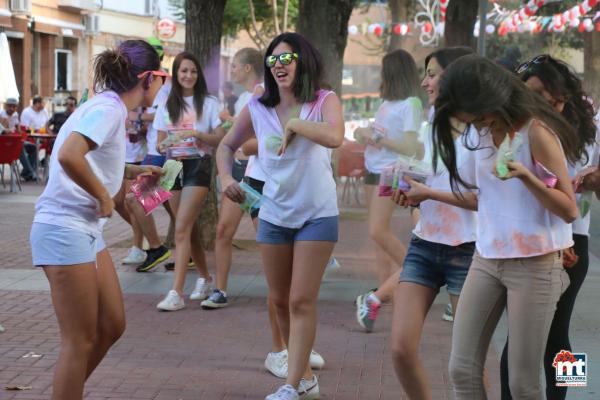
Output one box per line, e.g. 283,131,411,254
260,32,322,107
93,40,160,94
425,46,474,70
379,49,420,101
433,55,578,192
167,52,208,125
519,55,596,164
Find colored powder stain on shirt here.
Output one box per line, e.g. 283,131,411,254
512,232,550,256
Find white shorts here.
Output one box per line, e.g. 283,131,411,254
30,222,106,267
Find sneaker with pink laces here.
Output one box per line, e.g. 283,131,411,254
355,291,381,333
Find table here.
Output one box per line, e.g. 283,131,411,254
27,133,57,184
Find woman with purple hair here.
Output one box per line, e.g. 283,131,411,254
30,40,165,400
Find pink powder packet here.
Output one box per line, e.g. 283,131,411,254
378,166,395,196
533,159,558,188
130,174,173,215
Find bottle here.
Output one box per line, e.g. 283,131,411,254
78,88,89,106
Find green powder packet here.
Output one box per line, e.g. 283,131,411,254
159,159,183,191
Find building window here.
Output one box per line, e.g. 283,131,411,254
55,49,72,91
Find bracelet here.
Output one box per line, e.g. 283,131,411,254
373,132,384,143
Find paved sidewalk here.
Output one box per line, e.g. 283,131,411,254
0,183,598,399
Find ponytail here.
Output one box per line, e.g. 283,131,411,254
93,40,160,94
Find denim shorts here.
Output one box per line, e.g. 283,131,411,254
399,235,475,295
257,216,339,244
30,222,105,267
142,154,166,167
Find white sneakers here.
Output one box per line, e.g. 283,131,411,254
122,246,146,265
309,351,325,370
298,375,319,399
156,290,185,311
156,276,214,311
265,349,326,379
265,385,298,400
189,277,214,301
265,350,289,379
265,376,320,400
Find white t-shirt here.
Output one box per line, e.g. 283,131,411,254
413,126,478,246
364,97,423,174
0,110,19,130
153,95,221,156
34,91,128,237
236,88,266,181
570,126,600,236
146,81,172,156
125,109,147,164
20,106,49,130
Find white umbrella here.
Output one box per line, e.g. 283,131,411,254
0,32,19,102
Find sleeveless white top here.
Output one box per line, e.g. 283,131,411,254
247,90,338,228
413,126,478,246
475,119,573,258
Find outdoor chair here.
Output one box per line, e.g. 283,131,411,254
337,139,366,206
0,134,25,192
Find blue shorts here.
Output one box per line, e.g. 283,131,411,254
142,154,166,167
30,222,106,267
399,235,475,295
257,216,339,244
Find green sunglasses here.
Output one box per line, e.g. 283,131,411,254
265,52,298,68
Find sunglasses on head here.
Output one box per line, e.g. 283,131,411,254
265,52,298,68
515,54,550,74
137,70,170,87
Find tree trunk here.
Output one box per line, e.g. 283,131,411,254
584,31,600,103
297,0,358,94
444,0,478,49
387,0,409,51
184,0,227,250
185,0,227,95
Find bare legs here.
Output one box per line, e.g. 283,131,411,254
261,241,334,387
365,184,406,287
214,196,244,291
44,249,125,400
168,187,211,294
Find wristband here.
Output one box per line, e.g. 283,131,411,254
373,132,384,143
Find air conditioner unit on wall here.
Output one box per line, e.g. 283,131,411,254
10,0,31,14
84,14,99,36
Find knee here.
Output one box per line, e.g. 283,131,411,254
368,225,386,245
289,295,315,316
390,338,418,367
269,294,289,314
508,375,541,400
449,354,476,389
63,333,96,356
98,316,126,346
216,220,234,242
174,223,192,242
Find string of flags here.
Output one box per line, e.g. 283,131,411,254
347,0,600,39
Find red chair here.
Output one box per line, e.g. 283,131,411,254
337,139,366,205
0,135,25,192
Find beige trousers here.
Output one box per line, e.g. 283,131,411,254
449,251,569,400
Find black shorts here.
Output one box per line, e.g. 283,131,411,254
243,176,265,219
172,156,212,190
364,172,380,185
232,159,249,182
